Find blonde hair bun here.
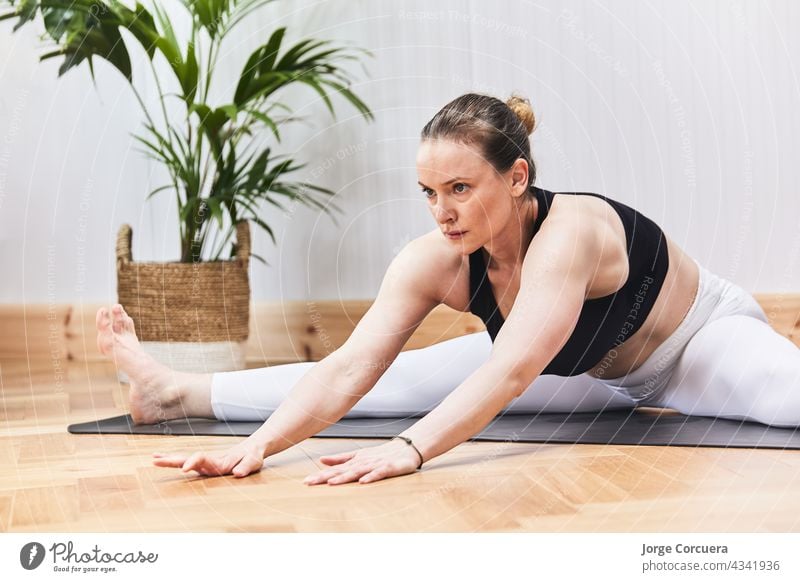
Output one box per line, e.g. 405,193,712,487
506,93,536,135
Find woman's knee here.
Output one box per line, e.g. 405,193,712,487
686,313,773,355
736,291,770,324
743,322,800,426
390,332,490,385
668,314,800,426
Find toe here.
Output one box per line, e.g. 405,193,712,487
96,309,111,353
124,314,136,334
112,305,136,334
112,307,125,334
96,307,110,329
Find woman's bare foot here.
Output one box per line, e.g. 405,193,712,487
96,304,213,424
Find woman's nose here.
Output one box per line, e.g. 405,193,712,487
432,203,454,223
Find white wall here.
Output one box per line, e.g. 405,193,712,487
1,0,798,305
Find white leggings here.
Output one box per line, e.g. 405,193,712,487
211,259,800,427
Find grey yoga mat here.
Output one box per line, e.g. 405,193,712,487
67,409,800,449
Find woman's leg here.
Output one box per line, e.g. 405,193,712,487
211,331,637,421
99,302,631,423
645,314,800,427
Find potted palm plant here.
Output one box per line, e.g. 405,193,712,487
2,0,374,372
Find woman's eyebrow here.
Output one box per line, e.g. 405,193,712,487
417,177,468,188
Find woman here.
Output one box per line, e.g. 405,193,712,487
96,93,800,485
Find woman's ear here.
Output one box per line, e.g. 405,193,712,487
509,158,530,199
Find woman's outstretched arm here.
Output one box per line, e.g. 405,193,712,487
304,217,600,485
152,236,447,477
402,220,598,463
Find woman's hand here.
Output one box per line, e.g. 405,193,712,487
304,438,422,485
152,437,267,478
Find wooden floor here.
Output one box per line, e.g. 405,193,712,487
3,359,800,533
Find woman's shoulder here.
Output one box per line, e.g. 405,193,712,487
399,229,471,311
540,192,630,298
404,228,468,278
549,190,611,215
546,191,626,239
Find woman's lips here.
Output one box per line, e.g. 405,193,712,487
446,231,467,239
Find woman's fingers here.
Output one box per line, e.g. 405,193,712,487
188,449,259,477
326,469,367,485
305,460,369,485
304,466,343,485
181,451,207,473
359,468,387,484
182,451,236,476
152,443,261,477
232,454,263,478
307,450,369,484
201,455,233,476
151,453,189,468
319,451,357,465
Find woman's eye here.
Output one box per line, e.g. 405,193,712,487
454,183,468,193
421,188,434,198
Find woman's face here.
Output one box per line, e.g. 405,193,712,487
416,139,526,254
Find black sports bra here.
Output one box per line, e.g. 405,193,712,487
468,186,669,377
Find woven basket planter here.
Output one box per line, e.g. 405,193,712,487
115,221,251,376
